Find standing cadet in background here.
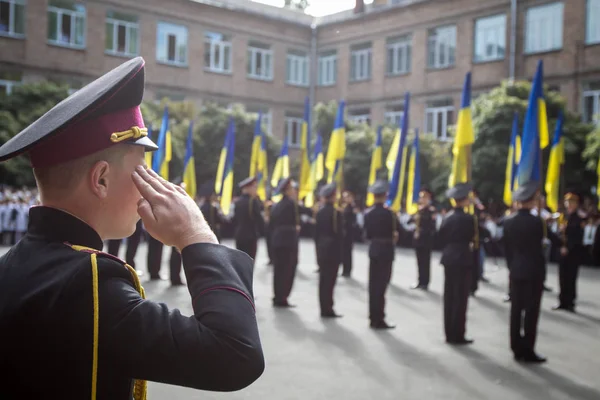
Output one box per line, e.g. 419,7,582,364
554,191,585,312
264,199,274,265
410,188,436,290
0,56,264,398
364,181,401,330
105,221,143,275
271,178,301,307
439,183,475,345
504,182,557,363
341,190,356,278
233,177,265,262
315,183,344,318
199,181,228,243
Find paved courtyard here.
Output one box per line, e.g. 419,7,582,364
120,239,600,400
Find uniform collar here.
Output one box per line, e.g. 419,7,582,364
27,206,104,250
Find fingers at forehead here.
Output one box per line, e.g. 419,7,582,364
174,185,188,196
135,167,170,194
146,168,175,191
132,169,166,199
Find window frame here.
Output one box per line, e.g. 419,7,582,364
0,0,25,38
384,110,404,126
0,78,20,95
156,21,188,67
105,14,139,57
247,43,274,81
318,51,337,86
425,105,454,141
586,0,600,44
204,31,232,74
473,14,507,63
583,88,600,124
47,3,86,49
427,25,456,69
350,44,372,82
286,51,309,87
386,34,412,76
525,2,564,54
285,115,304,148
348,109,371,125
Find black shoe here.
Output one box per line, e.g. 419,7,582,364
149,274,164,281
448,337,474,345
321,312,343,318
273,301,296,308
521,352,547,363
543,285,552,292
171,280,185,286
480,276,490,283
514,353,525,361
552,304,569,311
503,294,511,303
370,321,396,330
410,284,428,290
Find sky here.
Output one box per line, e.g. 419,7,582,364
252,0,374,17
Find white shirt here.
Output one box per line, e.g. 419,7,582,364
15,204,29,232
583,224,597,246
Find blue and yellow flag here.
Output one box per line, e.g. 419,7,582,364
545,111,565,212
299,97,312,201
406,128,421,215
152,107,172,180
325,101,346,185
305,133,324,207
215,118,231,195
503,113,522,206
145,125,153,168
366,126,383,207
250,112,268,200
271,134,290,201
250,112,262,178
183,121,196,199
517,60,549,186
387,92,410,212
218,118,235,216
448,72,475,189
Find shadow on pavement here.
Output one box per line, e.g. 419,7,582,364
526,364,600,400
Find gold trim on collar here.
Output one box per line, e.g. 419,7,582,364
110,126,148,143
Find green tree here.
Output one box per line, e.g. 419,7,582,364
284,0,309,11
470,80,595,203
0,81,70,186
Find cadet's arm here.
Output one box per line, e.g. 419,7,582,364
97,244,264,391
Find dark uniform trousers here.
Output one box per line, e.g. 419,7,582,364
147,235,164,278
369,253,393,324
319,258,339,313
342,237,353,277
510,278,543,355
415,246,431,287
266,223,274,263
558,252,581,308
444,265,472,342
236,239,258,261
272,244,298,303
170,247,183,284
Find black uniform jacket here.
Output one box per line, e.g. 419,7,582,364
270,196,298,249
0,207,264,399
342,204,356,241
364,204,401,263
503,209,548,281
439,207,475,268
315,203,343,265
233,194,265,242
200,201,227,237
564,211,585,253
411,205,436,247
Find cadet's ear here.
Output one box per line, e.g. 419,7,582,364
90,160,110,199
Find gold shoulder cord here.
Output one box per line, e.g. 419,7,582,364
70,245,147,400
110,126,148,143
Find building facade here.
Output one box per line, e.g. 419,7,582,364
1,0,600,147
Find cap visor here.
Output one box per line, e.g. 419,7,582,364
133,136,158,151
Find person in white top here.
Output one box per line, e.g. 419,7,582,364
14,200,29,243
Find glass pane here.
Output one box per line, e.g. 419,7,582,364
48,11,58,40
265,53,272,78
426,112,434,133
427,40,436,67
584,95,595,122
128,26,138,54
105,22,113,50
75,15,84,45
204,40,211,68
224,45,231,71
436,112,444,138
117,24,126,53
350,54,356,80
0,2,9,33
256,52,262,75
167,34,176,61
213,43,220,68
61,13,71,43
286,57,291,82
387,47,394,74
247,50,252,74
406,46,411,72
177,42,186,63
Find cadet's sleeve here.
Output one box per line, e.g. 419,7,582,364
93,245,264,391
337,209,344,239
253,199,265,235
503,220,513,269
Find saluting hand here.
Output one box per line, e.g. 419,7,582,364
132,165,218,251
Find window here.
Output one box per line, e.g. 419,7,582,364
156,22,188,66
247,41,273,80
286,49,309,86
348,108,371,125
587,0,600,44
427,25,456,69
384,104,404,126
204,31,232,74
0,71,21,96
350,42,372,82
47,1,86,48
474,14,506,62
525,2,563,53
318,50,337,86
425,100,454,140
386,35,411,75
285,114,303,147
0,0,25,37
246,105,272,134
105,11,139,57
583,82,600,124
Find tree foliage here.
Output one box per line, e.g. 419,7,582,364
283,0,309,11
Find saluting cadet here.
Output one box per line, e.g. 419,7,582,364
364,180,401,330
410,188,436,290
233,177,265,262
439,183,476,345
315,183,344,318
199,181,228,243
553,191,585,312
270,178,301,307
0,57,264,398
504,181,559,363
341,190,356,278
